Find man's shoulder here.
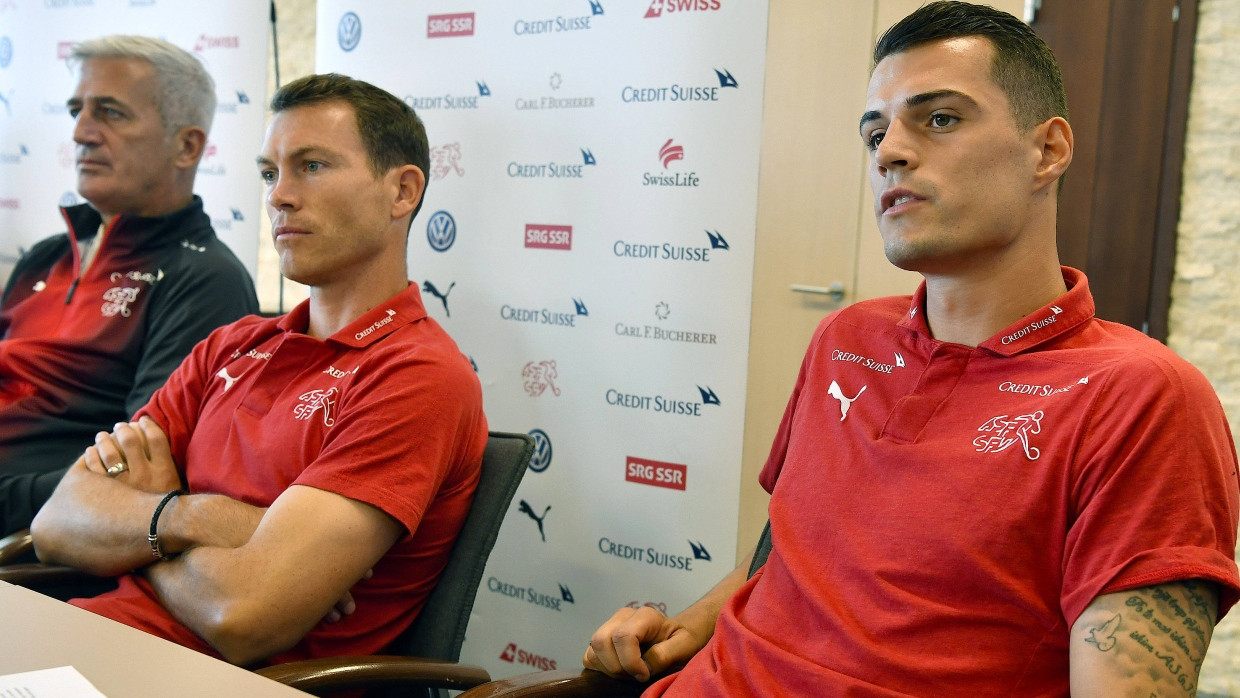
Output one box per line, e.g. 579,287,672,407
815,294,912,335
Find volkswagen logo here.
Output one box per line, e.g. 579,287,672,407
426,210,456,252
527,429,552,473
337,12,362,52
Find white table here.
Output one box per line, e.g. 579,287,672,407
0,580,308,696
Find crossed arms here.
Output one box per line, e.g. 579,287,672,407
30,417,401,665
584,546,1220,695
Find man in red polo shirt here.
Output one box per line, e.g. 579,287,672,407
31,74,487,666
585,3,1239,695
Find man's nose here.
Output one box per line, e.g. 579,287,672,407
72,112,102,146
266,173,297,210
874,121,916,175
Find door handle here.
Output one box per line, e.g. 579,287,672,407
790,282,845,302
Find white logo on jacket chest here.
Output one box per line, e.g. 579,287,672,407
294,387,339,426
827,380,866,421
101,286,141,317
974,411,1044,460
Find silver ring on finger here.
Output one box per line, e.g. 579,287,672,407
105,461,128,477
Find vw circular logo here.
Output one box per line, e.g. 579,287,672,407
426,210,456,252
527,429,552,473
0,37,12,69
337,12,362,52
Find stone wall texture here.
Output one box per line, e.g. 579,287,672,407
1170,0,1240,693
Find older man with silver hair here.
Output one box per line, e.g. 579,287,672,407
0,35,257,535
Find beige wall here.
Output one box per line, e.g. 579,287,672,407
1172,0,1240,693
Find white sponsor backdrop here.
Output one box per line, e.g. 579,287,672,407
0,0,269,281
317,0,768,677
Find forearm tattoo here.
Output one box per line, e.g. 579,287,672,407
1079,581,1217,695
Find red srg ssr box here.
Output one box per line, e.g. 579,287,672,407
524,224,573,250
428,12,475,38
626,456,687,491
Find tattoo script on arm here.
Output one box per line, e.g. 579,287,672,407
1077,580,1217,696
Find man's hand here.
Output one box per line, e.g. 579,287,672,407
323,569,372,624
584,605,709,682
82,416,182,494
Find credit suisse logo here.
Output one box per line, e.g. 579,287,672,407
613,229,727,263
514,1,604,35
597,536,711,572
406,80,490,111
428,12,475,38
645,0,721,17
605,384,720,416
644,139,698,188
487,575,574,612
500,297,588,328
499,642,557,671
508,147,595,180
622,67,738,104
44,0,94,8
215,89,250,115
338,12,362,51
524,224,572,250
626,456,686,491
0,143,26,165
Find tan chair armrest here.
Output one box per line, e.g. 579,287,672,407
0,528,34,565
459,669,649,698
255,655,490,694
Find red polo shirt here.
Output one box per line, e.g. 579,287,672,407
649,268,1239,697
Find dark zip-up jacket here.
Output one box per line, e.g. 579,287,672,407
0,196,258,534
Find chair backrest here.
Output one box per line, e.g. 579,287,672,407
746,519,772,579
394,431,534,661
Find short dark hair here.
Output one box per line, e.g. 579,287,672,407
270,73,430,222
874,1,1068,132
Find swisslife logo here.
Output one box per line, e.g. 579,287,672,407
645,0,721,17
643,139,698,188
428,12,475,38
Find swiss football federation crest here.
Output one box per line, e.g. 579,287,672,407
522,361,561,398
974,411,1044,460
294,387,339,426
101,287,140,318
527,429,553,472
337,12,362,52
426,210,456,252
430,143,465,180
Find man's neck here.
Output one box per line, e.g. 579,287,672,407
306,271,408,341
921,255,1067,347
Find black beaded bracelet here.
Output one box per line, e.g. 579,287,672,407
148,489,185,560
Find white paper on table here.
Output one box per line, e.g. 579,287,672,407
0,666,107,697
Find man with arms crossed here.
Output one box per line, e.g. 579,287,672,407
586,3,1239,695
32,74,487,666
0,36,258,535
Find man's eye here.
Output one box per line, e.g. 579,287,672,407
68,108,80,119
259,170,276,183
306,162,322,173
866,131,885,150
930,114,957,128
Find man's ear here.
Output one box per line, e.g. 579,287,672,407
1033,116,1073,193
173,126,208,169
391,165,426,221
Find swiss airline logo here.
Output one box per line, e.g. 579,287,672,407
525,224,572,250
499,642,557,671
428,12,476,38
645,0,721,17
626,456,687,491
